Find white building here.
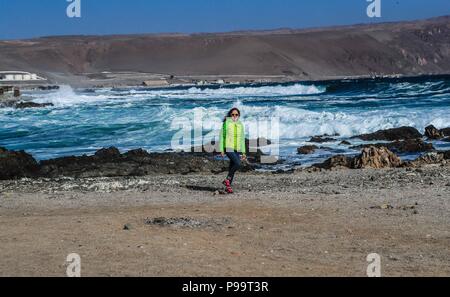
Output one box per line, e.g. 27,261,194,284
0,71,45,81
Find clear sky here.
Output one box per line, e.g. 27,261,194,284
0,0,449,40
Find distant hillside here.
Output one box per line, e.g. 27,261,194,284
0,15,449,83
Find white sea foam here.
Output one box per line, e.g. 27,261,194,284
32,85,105,107
20,81,450,143
29,83,324,107
194,103,450,139
184,83,325,97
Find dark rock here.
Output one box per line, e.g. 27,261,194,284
0,147,40,180
440,127,450,137
350,139,434,153
424,125,444,139
312,155,351,169
272,169,295,174
297,145,318,154
38,85,60,91
370,204,394,210
37,147,254,178
14,102,54,109
443,150,450,160
95,147,121,159
351,126,422,141
404,152,445,167
307,136,336,143
340,140,351,145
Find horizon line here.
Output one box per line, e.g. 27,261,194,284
2,14,448,41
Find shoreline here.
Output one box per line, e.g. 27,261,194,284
3,72,448,91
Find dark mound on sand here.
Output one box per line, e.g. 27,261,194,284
0,147,255,180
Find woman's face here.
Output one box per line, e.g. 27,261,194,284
230,110,240,122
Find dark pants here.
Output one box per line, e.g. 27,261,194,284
226,152,241,184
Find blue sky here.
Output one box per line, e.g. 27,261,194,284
0,0,449,39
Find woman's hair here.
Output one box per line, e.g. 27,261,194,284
223,107,241,122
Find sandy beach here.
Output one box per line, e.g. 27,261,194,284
1,164,449,277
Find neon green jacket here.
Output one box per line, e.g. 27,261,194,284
219,118,246,153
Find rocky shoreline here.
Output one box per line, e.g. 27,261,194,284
1,126,450,181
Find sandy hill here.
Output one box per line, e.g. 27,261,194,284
0,16,449,84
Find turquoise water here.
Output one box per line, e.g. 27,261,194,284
1,75,450,167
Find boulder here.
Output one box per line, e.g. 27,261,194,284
0,147,40,180
340,140,351,145
351,126,422,141
311,146,402,170
350,139,434,154
351,146,402,169
307,136,336,143
405,152,445,167
440,127,450,137
297,145,318,154
424,125,444,139
312,155,351,169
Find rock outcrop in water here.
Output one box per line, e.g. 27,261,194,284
440,127,450,137
424,125,444,139
351,127,422,141
350,139,434,154
307,134,339,143
0,100,54,109
297,145,319,154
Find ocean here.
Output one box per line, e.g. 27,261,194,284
1,75,450,169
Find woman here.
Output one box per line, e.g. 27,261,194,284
219,107,247,194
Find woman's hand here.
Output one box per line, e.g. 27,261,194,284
221,152,225,158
